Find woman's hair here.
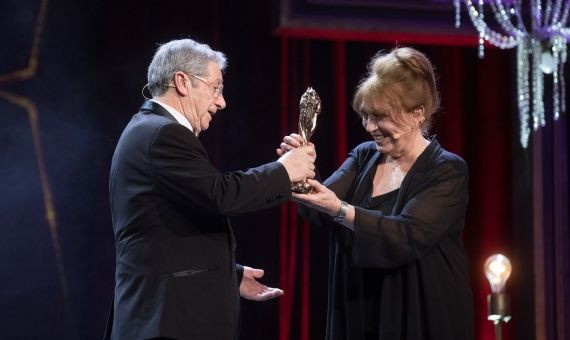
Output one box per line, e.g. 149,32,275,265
147,38,227,97
352,47,440,134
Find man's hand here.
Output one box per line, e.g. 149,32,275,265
276,133,306,156
239,266,284,301
277,144,316,182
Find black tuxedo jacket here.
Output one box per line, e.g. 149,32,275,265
108,101,291,339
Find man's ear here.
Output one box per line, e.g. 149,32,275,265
173,72,189,96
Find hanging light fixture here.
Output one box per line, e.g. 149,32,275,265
454,0,568,148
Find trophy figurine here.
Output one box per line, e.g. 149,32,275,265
291,87,321,194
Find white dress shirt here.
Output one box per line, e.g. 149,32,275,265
151,99,194,133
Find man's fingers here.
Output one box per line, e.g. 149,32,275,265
284,135,302,148
280,142,293,152
251,268,264,278
303,145,316,159
290,133,305,144
257,287,284,300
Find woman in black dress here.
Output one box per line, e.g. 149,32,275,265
278,47,474,340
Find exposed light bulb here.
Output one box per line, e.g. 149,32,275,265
484,254,512,293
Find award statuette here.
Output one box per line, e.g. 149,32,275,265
291,87,321,194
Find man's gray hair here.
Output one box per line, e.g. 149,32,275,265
147,38,227,97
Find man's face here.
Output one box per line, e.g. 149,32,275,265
189,61,226,132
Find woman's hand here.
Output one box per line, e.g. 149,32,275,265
276,133,312,156
292,179,342,217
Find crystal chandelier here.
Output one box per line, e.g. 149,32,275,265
454,0,568,148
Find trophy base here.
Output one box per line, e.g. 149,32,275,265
291,180,313,194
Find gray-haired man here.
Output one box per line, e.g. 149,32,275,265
107,38,315,340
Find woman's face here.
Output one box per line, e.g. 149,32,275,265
359,99,419,156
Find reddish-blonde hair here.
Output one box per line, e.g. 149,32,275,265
352,47,440,134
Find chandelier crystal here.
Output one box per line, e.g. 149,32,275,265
454,0,568,148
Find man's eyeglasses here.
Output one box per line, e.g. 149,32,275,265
185,73,224,97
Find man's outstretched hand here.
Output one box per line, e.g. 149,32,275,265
239,266,284,301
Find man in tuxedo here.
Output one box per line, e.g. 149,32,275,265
107,38,316,340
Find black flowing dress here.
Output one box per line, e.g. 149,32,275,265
360,189,399,340
303,138,474,340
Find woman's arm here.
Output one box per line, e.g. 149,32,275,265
294,159,469,268
278,133,361,225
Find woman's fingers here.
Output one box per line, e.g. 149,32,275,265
306,179,326,192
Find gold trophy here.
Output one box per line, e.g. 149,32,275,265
291,87,321,194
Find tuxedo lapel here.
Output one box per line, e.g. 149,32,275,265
138,100,211,161
139,100,177,122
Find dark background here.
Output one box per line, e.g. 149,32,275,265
1,0,567,339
